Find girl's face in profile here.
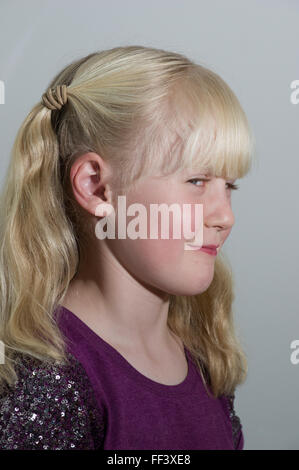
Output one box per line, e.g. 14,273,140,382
106,165,236,297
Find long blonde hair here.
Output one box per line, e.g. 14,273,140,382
0,45,254,397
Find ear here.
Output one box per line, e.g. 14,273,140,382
69,152,113,217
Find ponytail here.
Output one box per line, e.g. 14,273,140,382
0,103,78,392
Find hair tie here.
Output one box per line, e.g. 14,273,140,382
42,84,68,111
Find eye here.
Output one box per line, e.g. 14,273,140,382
187,178,206,187
188,178,239,190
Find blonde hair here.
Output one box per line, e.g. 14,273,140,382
0,45,255,397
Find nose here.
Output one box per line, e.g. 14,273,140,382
203,180,235,231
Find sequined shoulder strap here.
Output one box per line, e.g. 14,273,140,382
0,351,105,450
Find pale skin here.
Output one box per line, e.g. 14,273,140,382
60,152,235,385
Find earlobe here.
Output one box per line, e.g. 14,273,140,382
103,185,113,204
95,202,114,218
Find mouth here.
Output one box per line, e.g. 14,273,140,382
199,246,218,256
202,244,219,250
185,244,219,255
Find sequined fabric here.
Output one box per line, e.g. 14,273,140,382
225,393,243,449
0,352,105,450
0,348,243,450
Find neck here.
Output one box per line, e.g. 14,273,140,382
62,240,173,352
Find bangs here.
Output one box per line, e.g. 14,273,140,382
158,68,255,181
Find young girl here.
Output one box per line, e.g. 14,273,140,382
0,45,254,450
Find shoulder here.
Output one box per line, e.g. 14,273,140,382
0,351,105,450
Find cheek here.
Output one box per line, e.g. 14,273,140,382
148,202,203,243
107,205,184,280
107,222,215,297
110,198,205,274
125,237,215,296
120,237,183,274
109,194,184,274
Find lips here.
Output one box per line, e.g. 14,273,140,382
185,243,219,255
187,244,219,249
199,246,217,256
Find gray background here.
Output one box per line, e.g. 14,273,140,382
0,0,298,450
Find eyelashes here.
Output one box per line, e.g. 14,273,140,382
188,178,239,190
227,182,239,190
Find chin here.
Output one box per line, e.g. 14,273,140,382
184,284,212,296
163,276,214,297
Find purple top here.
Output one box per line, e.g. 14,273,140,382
55,305,244,450
0,305,244,450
